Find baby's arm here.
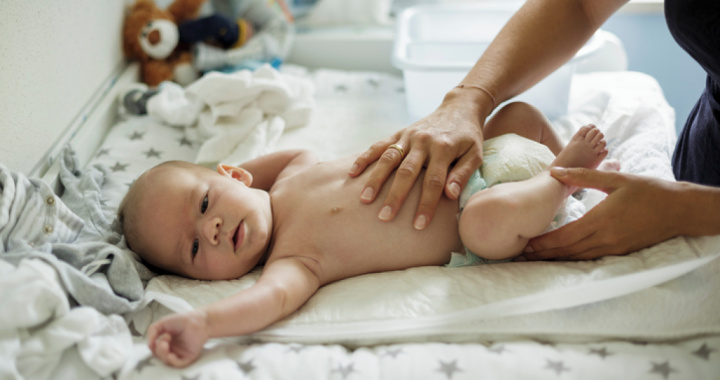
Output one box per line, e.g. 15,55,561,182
239,150,318,190
147,257,320,367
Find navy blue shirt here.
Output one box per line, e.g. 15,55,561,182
666,0,720,186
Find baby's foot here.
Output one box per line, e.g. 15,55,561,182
551,125,609,195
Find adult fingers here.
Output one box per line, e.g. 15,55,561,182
410,142,481,229
550,167,621,194
378,148,428,221
445,144,483,199
524,231,602,260
359,138,412,204
349,138,394,178
523,210,604,258
408,151,451,229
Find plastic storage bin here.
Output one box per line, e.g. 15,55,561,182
392,3,603,121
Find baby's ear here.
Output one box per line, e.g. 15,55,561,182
217,164,253,186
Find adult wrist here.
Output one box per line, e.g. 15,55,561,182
442,85,496,121
675,182,720,237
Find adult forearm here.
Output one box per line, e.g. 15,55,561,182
461,0,627,104
676,182,720,237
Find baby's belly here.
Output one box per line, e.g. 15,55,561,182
273,156,464,284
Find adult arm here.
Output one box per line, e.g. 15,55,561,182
350,0,628,230
523,167,720,260
147,257,320,367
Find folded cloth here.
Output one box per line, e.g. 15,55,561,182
147,64,314,167
0,146,148,315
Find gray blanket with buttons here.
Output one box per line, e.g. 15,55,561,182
0,146,149,314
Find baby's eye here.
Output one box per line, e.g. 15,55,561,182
201,195,208,213
192,239,199,258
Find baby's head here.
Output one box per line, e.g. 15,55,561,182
118,161,273,280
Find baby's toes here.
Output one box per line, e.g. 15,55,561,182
575,124,593,140
596,140,607,154
591,131,605,148
584,126,600,144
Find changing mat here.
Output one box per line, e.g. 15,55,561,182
125,68,720,346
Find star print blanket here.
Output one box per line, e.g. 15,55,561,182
4,65,720,380
124,69,720,348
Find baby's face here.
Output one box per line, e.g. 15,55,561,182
132,163,272,280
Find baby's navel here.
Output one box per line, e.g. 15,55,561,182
330,206,343,215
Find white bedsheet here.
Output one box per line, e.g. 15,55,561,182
125,68,720,349
54,66,720,379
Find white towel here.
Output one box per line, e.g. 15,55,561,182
147,65,315,167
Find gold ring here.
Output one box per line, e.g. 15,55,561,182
388,143,405,158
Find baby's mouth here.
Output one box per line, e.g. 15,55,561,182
233,221,245,252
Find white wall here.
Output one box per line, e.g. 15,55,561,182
0,1,127,175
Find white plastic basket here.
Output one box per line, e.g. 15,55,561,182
392,3,604,121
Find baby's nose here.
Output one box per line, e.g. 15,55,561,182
203,216,222,245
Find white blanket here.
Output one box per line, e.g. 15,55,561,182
147,65,315,167
127,69,720,346
0,259,131,379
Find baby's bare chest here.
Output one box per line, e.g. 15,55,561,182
268,157,463,284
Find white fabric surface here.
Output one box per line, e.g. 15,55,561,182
68,66,720,379
147,65,314,168
125,69,720,350
0,259,131,380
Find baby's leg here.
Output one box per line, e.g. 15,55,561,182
458,125,608,260
483,102,564,155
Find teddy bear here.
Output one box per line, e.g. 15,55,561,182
123,0,208,86
124,0,256,87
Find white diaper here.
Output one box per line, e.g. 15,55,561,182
449,134,584,267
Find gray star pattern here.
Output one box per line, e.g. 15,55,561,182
588,347,613,359
488,345,507,354
237,359,256,374
143,147,162,159
544,359,570,376
332,363,357,379
436,360,462,379
286,345,308,354
692,343,716,360
96,148,110,157
111,162,129,172
649,361,677,379
381,348,404,359
178,136,193,147
366,78,379,88
129,131,145,140
335,84,348,93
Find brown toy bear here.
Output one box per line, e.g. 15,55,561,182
122,0,207,87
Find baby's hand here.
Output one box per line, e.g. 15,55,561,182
147,310,210,368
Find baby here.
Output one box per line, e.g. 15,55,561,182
118,102,611,367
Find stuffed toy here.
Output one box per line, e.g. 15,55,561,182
123,0,257,87
123,0,207,86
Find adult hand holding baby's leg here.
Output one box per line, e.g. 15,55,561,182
147,310,210,368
